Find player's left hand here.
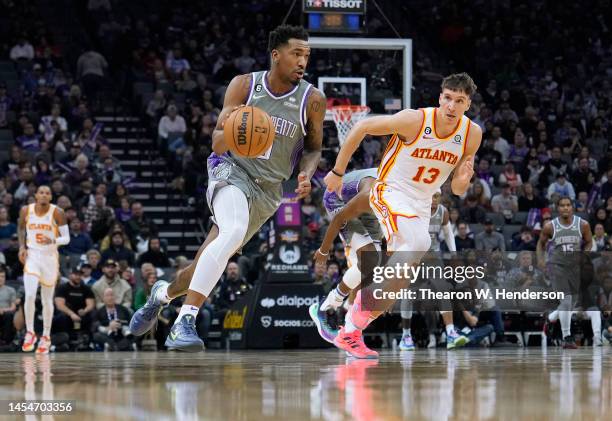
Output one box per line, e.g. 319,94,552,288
293,172,311,201
456,155,474,182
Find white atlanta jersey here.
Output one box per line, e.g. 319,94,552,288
25,203,59,252
376,107,472,201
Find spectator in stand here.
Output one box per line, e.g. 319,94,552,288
0,205,17,243
586,128,608,159
84,192,115,242
546,147,570,181
547,173,576,202
455,222,475,251
507,128,530,166
521,155,547,188
460,195,487,224
593,223,607,251
34,159,53,186
165,48,190,78
572,157,596,195
572,146,598,174
491,183,518,222
114,197,132,223
76,49,108,102
80,263,95,287
576,191,590,213
591,208,612,235
137,237,170,268
518,183,545,212
146,90,167,122
39,104,68,133
507,251,546,288
10,37,35,61
101,230,136,266
15,122,41,155
211,262,251,312
2,146,24,176
65,154,93,186
92,288,134,351
600,168,612,203
488,126,510,163
54,267,96,338
125,201,157,247
11,165,35,203
133,270,158,311
0,268,17,345
85,249,103,282
157,105,187,155
91,259,132,309
62,217,93,265
498,163,523,193
563,128,583,157
107,183,129,209
510,226,537,251
475,219,506,252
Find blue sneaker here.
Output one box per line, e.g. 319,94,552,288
165,314,204,352
309,303,338,343
129,280,169,336
446,330,470,349
398,334,415,351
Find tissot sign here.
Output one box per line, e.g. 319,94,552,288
303,0,366,13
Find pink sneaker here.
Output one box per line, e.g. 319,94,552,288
333,327,379,359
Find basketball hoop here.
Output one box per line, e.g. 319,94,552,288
331,105,370,146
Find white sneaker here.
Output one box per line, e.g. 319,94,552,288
427,334,436,348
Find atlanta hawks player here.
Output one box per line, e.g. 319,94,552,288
18,185,70,353
325,73,482,358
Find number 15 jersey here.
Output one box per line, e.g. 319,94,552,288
377,107,472,201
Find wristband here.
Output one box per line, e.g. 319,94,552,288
317,249,329,256
331,169,344,177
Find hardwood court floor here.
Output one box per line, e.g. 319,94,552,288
0,348,610,420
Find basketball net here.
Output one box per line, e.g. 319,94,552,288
331,105,370,146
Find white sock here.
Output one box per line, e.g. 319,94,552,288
344,309,359,334
402,328,411,337
176,305,199,323
155,283,171,304
320,287,346,311
445,324,455,335
429,334,436,344
559,311,572,338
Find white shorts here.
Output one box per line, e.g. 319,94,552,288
24,248,60,287
369,182,430,252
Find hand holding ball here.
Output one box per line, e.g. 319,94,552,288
223,106,275,158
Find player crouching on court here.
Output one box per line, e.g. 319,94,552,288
325,73,482,358
18,185,70,353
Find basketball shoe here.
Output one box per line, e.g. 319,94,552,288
333,327,378,359
398,334,415,351
22,331,37,352
447,330,469,349
36,336,51,354
165,315,204,352
129,280,169,336
309,302,338,343
562,335,578,349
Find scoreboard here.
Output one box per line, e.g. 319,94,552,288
303,0,366,33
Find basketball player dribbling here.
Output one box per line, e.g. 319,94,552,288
325,73,482,358
130,25,326,351
19,185,70,353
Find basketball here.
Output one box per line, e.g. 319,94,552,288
223,106,275,157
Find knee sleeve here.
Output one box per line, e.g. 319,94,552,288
342,265,361,290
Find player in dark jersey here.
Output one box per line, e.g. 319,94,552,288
537,196,593,349
129,25,326,352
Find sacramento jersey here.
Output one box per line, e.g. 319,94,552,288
231,70,313,184
428,204,447,252
323,168,382,244
549,215,583,264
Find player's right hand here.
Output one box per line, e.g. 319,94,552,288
323,171,343,197
18,247,27,265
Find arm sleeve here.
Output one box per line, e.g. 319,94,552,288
442,223,456,252
55,224,70,246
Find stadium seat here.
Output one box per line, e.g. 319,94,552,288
0,60,15,72
486,212,505,227
0,129,13,142
469,223,484,235
503,225,522,240
513,211,528,225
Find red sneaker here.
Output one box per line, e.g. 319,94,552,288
36,336,51,354
333,327,379,359
22,331,37,352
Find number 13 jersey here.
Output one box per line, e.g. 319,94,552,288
376,107,472,201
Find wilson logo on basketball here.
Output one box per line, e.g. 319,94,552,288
237,111,250,145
